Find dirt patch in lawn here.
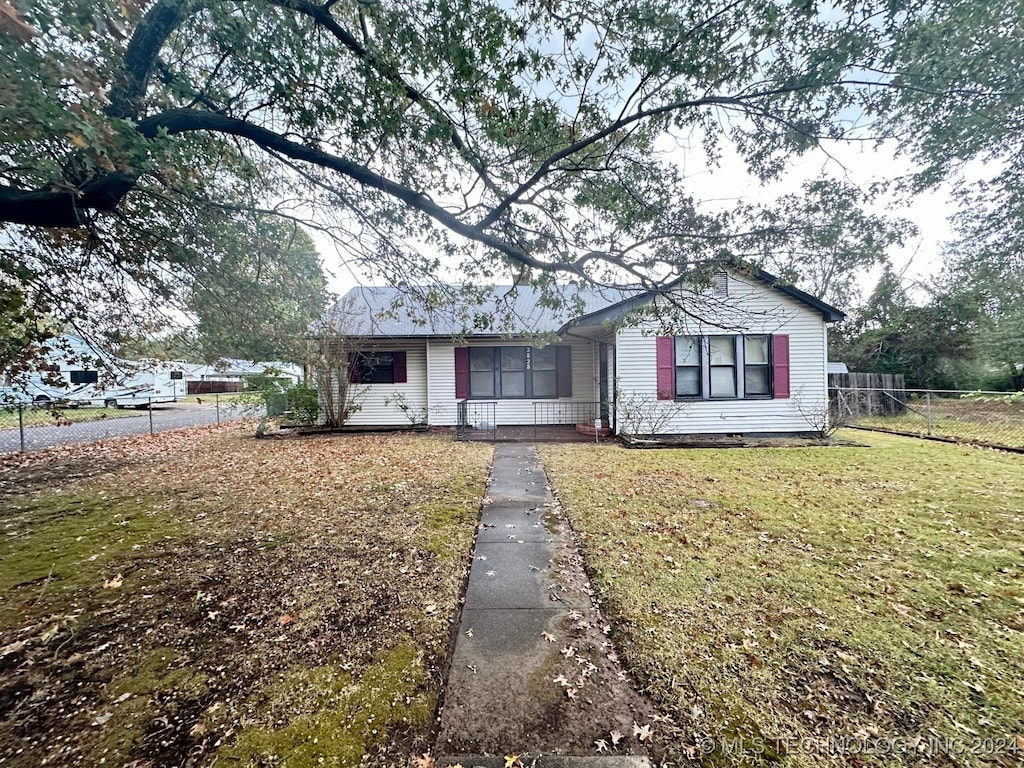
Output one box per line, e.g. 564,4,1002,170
540,431,1024,767
0,425,492,767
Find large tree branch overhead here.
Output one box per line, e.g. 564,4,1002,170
1,0,1020,289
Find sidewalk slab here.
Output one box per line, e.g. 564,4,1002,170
464,542,579,610
455,608,567,654
477,504,560,543
435,444,658,758
485,474,550,502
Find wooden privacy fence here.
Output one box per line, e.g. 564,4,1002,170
188,380,243,395
829,372,907,417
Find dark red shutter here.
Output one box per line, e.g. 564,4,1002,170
556,345,572,398
454,347,470,399
348,352,363,384
655,336,675,400
391,351,407,383
772,335,790,399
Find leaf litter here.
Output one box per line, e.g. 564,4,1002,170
0,425,492,767
540,433,1024,767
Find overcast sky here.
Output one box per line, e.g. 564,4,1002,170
312,135,957,304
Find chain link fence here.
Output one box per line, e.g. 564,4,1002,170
830,387,1024,451
0,390,319,454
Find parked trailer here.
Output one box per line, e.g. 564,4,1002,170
92,361,188,408
2,336,187,408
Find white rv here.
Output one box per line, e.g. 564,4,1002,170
2,335,187,408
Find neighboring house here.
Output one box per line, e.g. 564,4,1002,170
186,359,303,394
317,266,844,436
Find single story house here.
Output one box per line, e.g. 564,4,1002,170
186,359,303,394
316,266,844,437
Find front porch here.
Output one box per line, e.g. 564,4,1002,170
455,400,613,442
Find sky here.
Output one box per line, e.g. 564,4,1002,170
313,135,958,306
305,4,967,307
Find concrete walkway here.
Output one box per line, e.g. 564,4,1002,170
435,444,656,766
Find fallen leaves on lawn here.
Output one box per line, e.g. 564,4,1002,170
633,721,653,743
1,431,492,768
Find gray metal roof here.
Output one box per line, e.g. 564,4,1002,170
320,284,638,338
320,269,844,339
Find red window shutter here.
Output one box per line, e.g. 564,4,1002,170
772,335,790,399
348,352,363,384
392,351,407,383
655,336,675,400
556,345,572,397
454,347,470,399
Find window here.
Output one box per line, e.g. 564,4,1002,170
709,336,737,398
349,351,407,384
532,346,558,398
469,347,495,397
674,337,701,397
743,335,771,396
457,346,571,399
665,334,781,400
70,370,98,385
500,346,527,397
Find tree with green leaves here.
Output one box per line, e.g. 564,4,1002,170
185,214,327,363
746,180,915,310
836,267,983,389
1,0,1020,329
942,233,1024,390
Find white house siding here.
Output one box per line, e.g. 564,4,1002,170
427,338,598,426
344,342,429,427
614,274,830,435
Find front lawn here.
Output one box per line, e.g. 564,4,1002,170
541,433,1024,766
0,428,492,767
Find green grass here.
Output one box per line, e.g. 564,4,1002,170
851,396,1024,448
540,431,1024,766
0,405,141,429
855,414,1024,448
177,393,247,404
0,490,182,626
0,431,492,768
216,643,434,768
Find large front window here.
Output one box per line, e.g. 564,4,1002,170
709,336,737,398
470,347,495,397
743,335,771,396
674,335,772,399
674,337,701,397
469,346,565,398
